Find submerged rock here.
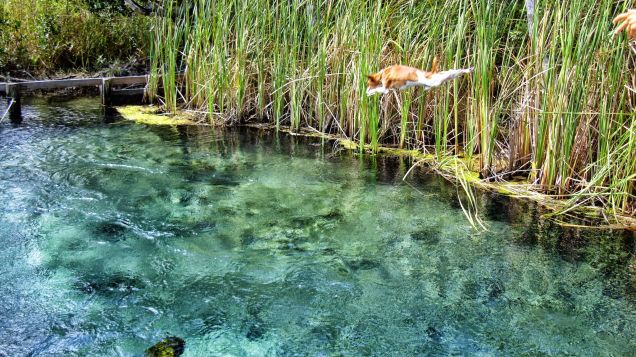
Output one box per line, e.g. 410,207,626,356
145,336,185,357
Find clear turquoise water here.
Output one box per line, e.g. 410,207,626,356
0,98,635,356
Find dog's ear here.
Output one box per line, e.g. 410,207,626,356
366,73,379,83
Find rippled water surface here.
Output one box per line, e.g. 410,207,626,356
1,98,635,356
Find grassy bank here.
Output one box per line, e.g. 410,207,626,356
0,0,150,76
148,0,636,223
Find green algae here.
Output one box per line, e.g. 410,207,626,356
145,336,185,357
116,105,197,126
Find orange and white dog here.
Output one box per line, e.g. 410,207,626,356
613,9,636,39
366,58,473,96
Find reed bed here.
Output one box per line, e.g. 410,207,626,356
149,0,636,220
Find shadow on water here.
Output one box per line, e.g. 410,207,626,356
0,98,635,356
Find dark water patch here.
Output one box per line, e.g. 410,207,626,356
163,220,217,238
319,209,343,220
243,302,268,341
217,205,237,216
426,326,443,342
191,221,217,233
344,257,381,271
410,225,442,245
290,215,315,228
245,321,266,340
240,229,257,246
74,273,145,296
487,280,505,299
91,221,129,242
483,192,516,222
209,233,236,250
186,169,240,186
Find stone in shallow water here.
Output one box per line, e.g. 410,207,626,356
145,336,185,357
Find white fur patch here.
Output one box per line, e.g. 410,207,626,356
418,68,472,88
399,81,419,90
416,71,428,83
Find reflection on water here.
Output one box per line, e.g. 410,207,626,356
0,98,634,356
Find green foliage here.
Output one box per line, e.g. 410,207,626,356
0,0,150,73
84,0,130,14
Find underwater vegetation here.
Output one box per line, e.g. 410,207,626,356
0,100,634,355
148,0,636,221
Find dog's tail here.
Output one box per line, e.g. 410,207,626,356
431,56,439,73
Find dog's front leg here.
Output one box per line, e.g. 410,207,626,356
367,86,390,96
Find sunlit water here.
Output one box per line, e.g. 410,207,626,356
0,98,635,356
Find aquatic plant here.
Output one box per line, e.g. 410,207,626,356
145,336,185,357
149,0,636,221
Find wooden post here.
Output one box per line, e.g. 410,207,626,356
100,78,112,106
6,83,22,123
